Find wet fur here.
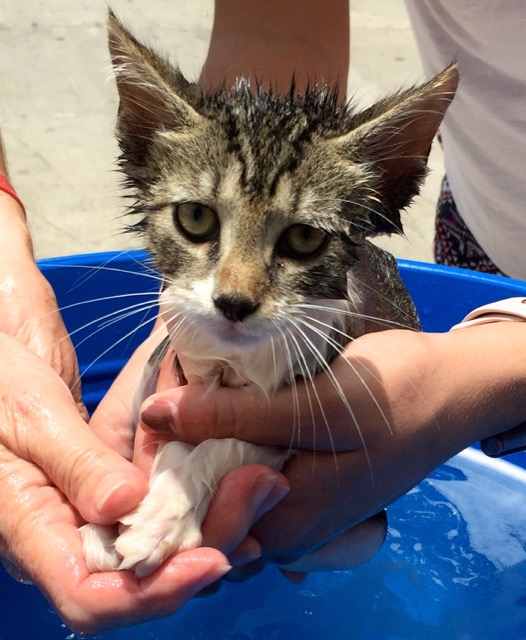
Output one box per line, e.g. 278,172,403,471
80,12,458,576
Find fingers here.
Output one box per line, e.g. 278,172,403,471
246,450,367,559
0,335,147,523
62,548,231,634
26,468,287,633
0,428,229,635
277,512,387,573
201,465,290,562
213,485,386,580
247,440,435,564
138,329,437,454
0,333,234,634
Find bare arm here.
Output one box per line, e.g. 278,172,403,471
0,131,85,407
199,0,350,100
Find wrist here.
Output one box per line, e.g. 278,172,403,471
450,298,526,456
439,322,526,445
0,198,34,263
0,175,25,218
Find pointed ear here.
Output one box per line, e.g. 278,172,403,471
335,65,458,234
107,10,204,138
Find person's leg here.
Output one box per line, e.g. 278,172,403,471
434,176,506,276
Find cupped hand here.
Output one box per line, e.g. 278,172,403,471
0,333,290,633
139,325,524,571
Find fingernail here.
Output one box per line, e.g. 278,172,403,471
224,558,267,582
141,400,179,435
190,563,232,597
229,538,262,567
279,568,308,583
255,475,290,520
194,578,223,598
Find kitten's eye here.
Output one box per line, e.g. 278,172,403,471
174,202,219,242
278,224,328,260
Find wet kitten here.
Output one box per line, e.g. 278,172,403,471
80,12,458,577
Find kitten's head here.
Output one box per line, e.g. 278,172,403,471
107,12,457,390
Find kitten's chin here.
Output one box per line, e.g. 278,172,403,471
168,317,287,392
190,313,272,349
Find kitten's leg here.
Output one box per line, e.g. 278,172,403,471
116,438,286,577
80,440,193,575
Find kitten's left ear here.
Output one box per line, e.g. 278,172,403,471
336,64,459,234
107,10,204,139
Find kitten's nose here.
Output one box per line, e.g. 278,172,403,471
213,294,259,322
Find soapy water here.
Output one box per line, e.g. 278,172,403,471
1,448,525,640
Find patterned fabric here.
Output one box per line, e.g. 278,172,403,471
434,176,506,276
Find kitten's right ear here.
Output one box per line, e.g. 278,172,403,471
333,65,458,235
107,10,204,138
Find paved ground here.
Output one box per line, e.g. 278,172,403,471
0,0,442,261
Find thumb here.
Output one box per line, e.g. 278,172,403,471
139,366,364,451
0,335,148,524
139,383,287,444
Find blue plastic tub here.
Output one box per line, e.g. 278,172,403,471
1,251,526,640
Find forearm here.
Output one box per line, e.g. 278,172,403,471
362,321,526,498
200,0,350,99
318,321,526,524
0,202,34,264
0,131,85,401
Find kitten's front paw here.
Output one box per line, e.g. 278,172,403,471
80,523,121,573
80,441,203,577
115,490,203,578
80,491,203,578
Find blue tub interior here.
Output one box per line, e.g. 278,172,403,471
2,251,526,640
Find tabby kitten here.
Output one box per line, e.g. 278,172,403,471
80,12,458,577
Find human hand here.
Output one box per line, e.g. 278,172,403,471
139,324,526,571
0,333,289,633
0,254,84,409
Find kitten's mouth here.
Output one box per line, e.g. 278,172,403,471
216,318,260,343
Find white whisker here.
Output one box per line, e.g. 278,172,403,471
298,309,442,437
56,291,159,315
80,313,163,376
286,324,337,474
65,298,159,350
296,313,394,438
295,302,418,331
38,256,162,291
286,316,362,479
278,326,302,453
